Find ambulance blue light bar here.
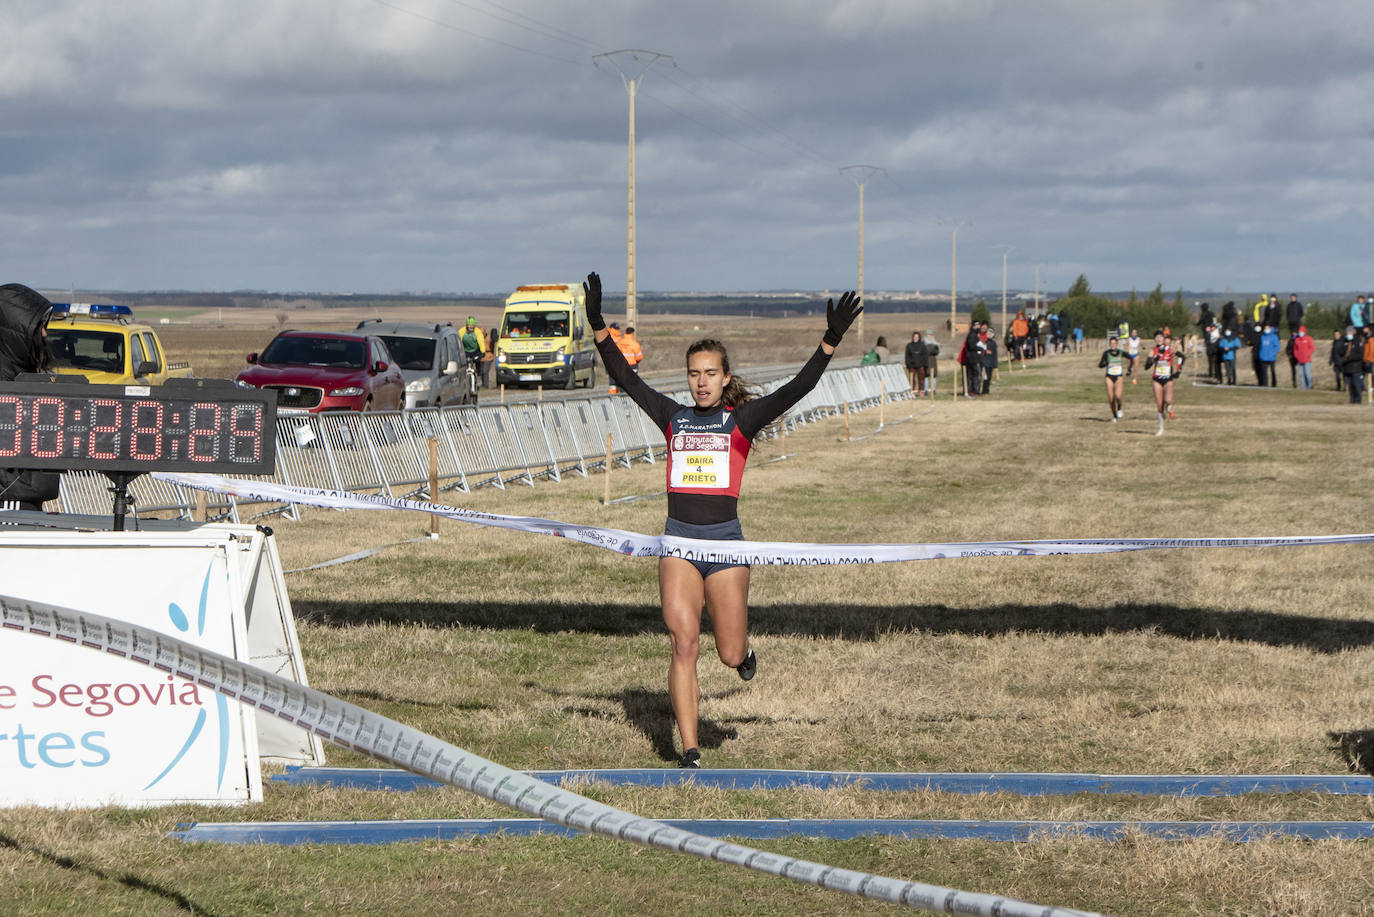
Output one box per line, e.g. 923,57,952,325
49,302,135,320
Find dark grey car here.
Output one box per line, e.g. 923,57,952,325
357,320,467,408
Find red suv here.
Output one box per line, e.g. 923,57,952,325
236,330,405,412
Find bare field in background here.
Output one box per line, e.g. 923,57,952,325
155,305,952,382
4,336,1374,916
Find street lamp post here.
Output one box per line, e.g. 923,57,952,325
593,49,674,330
995,245,1015,341
938,218,970,349
839,165,884,342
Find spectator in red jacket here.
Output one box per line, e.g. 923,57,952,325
1291,326,1315,390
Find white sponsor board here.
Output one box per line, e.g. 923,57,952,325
0,518,322,807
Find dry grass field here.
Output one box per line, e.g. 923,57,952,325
4,314,1374,916
153,302,946,382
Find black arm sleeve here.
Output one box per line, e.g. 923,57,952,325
594,335,679,433
733,345,833,440
1098,351,1109,368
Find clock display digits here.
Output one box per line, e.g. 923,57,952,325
0,380,276,475
0,395,20,458
30,396,65,459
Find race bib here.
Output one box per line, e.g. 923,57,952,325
1107,364,1122,376
670,432,731,489
1154,364,1172,380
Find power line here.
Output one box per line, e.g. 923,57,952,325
470,0,598,49
362,0,584,65
435,0,594,50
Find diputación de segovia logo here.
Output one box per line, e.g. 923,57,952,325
143,561,231,791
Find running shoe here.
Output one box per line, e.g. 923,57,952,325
1168,409,1175,420
736,648,756,682
1115,409,1123,418
678,747,701,769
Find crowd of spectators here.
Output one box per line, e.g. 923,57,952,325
874,291,1373,404
1007,308,1083,361
1198,293,1374,401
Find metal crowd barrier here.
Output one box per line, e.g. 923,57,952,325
47,363,916,523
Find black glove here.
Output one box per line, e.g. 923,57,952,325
583,272,605,331
822,290,862,347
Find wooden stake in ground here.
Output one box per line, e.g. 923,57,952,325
843,399,851,442
603,432,613,504
194,488,207,523
428,437,440,539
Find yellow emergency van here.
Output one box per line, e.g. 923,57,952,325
46,303,194,385
495,283,597,389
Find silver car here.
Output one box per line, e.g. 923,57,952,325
357,320,466,408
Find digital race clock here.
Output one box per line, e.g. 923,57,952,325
0,377,277,476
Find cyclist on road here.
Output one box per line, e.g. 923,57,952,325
460,316,487,383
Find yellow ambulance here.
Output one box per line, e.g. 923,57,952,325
495,283,598,389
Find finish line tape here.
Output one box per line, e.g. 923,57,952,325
156,472,1374,567
0,595,1103,917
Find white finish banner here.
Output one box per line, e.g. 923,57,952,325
0,595,1103,917
157,472,1374,566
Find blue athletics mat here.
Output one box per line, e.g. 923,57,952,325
172,817,1374,845
270,766,1374,797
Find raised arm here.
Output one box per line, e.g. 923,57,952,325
584,271,679,431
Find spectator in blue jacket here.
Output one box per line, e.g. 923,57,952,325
1351,295,1367,330
1257,324,1280,387
1217,327,1241,385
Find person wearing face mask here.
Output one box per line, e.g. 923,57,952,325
586,271,861,769
1340,327,1365,403
1217,327,1240,385
1330,330,1346,391
1257,324,1280,388
1290,326,1314,390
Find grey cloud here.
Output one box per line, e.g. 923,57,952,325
2,0,1372,293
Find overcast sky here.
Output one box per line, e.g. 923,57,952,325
3,0,1371,296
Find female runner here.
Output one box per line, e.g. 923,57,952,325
1144,329,1183,435
1097,334,1127,422
584,271,861,768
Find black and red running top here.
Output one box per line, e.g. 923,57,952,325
596,335,832,525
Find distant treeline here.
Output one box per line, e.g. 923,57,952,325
1042,275,1358,339
66,290,987,317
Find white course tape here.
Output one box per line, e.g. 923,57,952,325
0,595,1103,917
157,472,1374,567
284,537,432,574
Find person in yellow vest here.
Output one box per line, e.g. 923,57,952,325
1252,294,1267,324
460,316,487,386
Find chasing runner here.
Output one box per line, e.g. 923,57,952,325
1144,328,1183,436
1098,334,1128,422
584,271,861,769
